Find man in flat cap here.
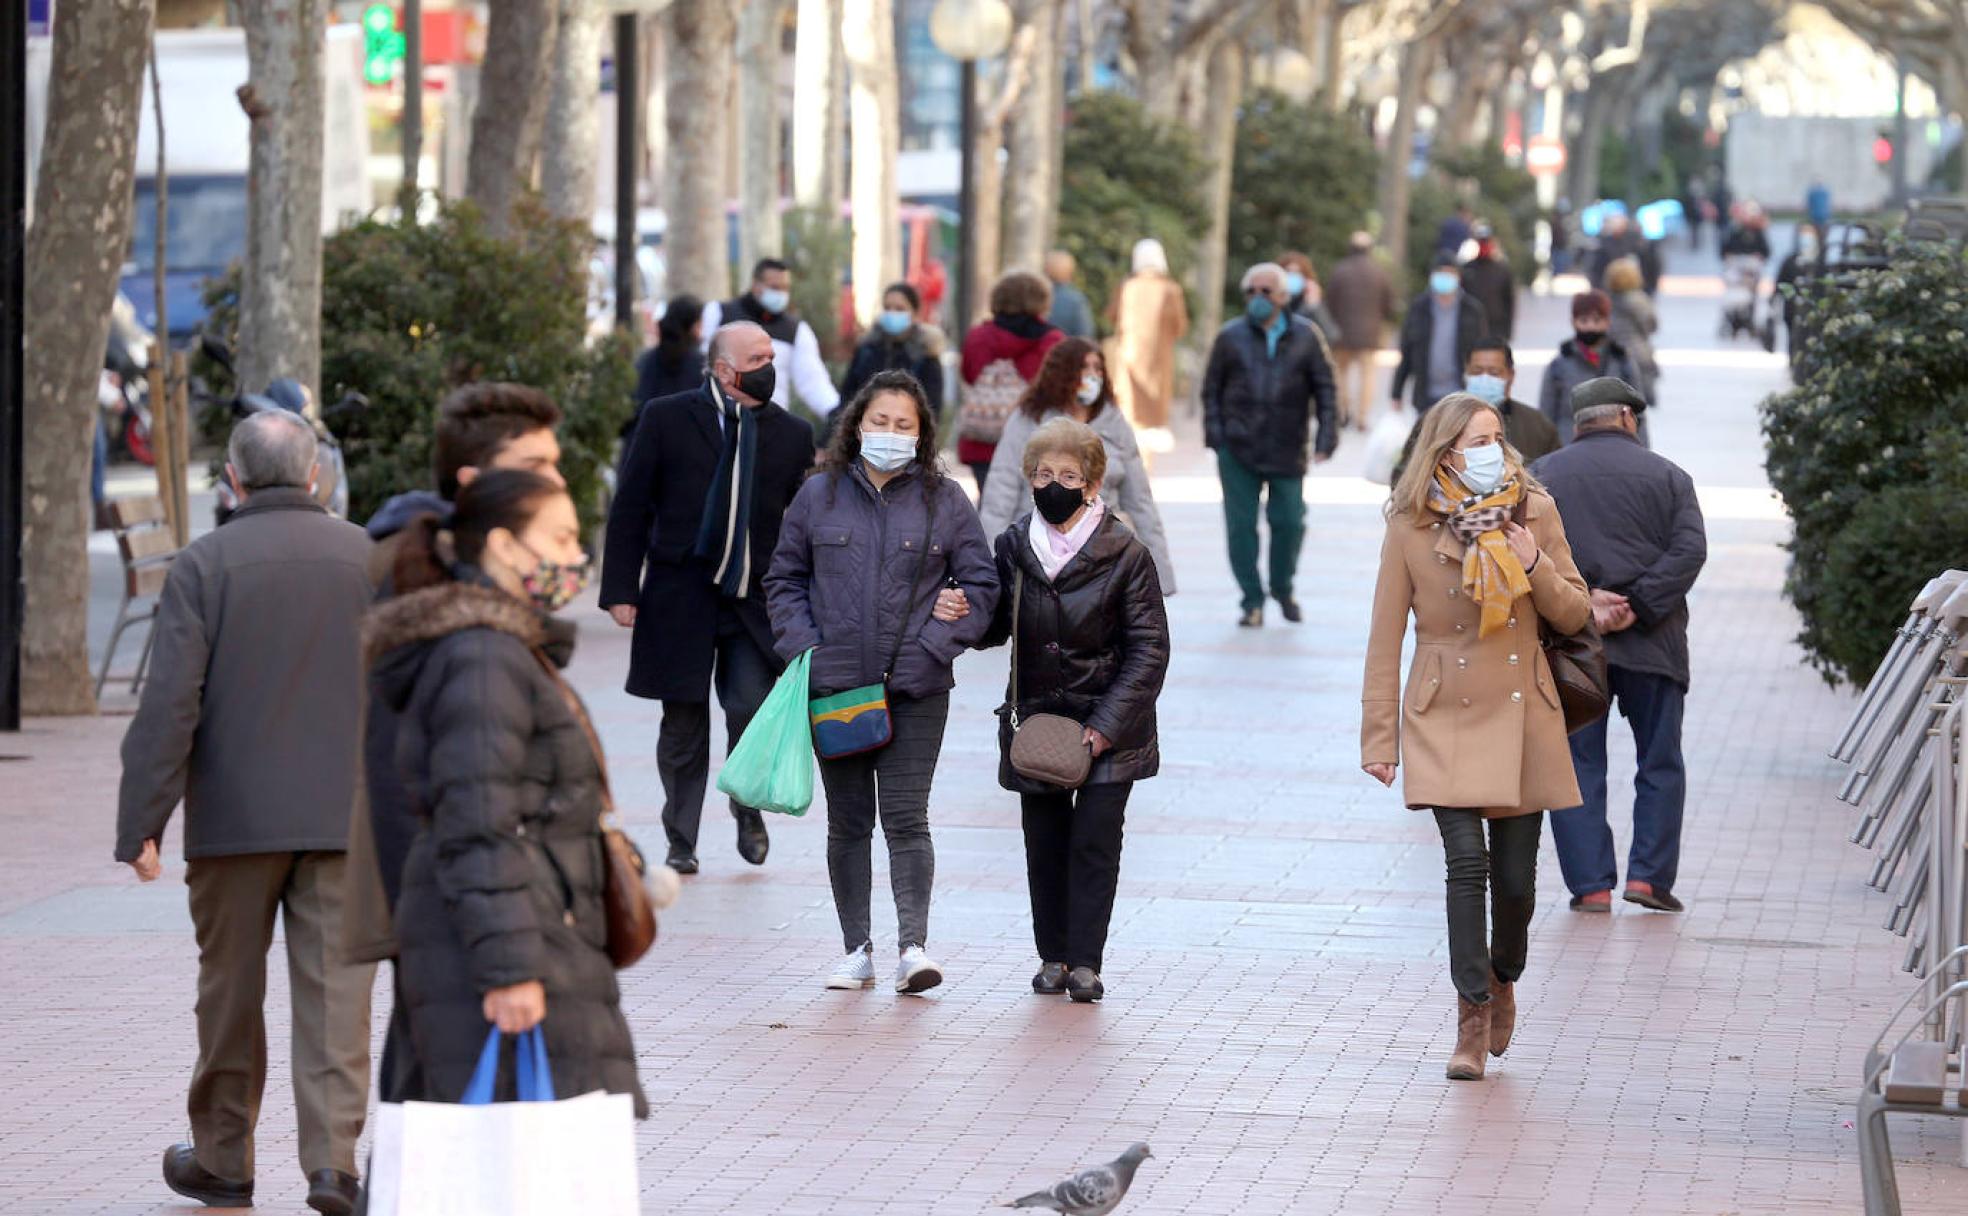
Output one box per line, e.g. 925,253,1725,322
1532,378,1708,914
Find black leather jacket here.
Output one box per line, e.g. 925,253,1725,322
1201,315,1339,476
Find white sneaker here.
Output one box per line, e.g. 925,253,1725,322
826,944,876,990
894,945,944,995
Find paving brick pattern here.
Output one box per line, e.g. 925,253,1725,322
4,262,1966,1213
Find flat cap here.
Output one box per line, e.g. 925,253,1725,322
1571,376,1648,415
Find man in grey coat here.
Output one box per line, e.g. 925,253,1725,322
116,411,376,1215
1532,378,1708,915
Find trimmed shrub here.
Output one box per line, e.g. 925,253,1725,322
1225,91,1379,307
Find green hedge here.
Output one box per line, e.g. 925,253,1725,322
1225,91,1379,307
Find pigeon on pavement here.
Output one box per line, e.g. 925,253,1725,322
1004,1143,1153,1214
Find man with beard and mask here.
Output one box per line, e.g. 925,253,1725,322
603,322,816,873
700,257,842,423
1539,290,1646,446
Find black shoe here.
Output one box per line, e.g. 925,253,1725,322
665,846,699,875
1277,597,1303,624
1238,606,1263,628
1032,962,1068,994
307,1170,359,1216
735,808,770,866
1066,966,1105,1003
162,1143,253,1208
1623,884,1685,913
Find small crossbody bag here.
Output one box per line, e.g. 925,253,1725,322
808,486,937,760
1004,567,1094,789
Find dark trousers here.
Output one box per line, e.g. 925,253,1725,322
1021,781,1132,973
1432,810,1542,1005
1550,666,1688,897
1216,449,1305,609
819,693,949,953
658,606,776,853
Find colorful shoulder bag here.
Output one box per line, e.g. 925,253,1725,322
808,485,937,760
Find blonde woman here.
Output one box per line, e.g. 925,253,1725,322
1360,393,1592,1081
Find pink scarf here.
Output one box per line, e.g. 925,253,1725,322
1028,499,1105,582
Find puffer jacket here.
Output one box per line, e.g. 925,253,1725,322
981,511,1171,793
764,462,1000,699
365,579,647,1116
1201,314,1339,476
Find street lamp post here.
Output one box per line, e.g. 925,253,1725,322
1,0,23,730
928,0,1012,335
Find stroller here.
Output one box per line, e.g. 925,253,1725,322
1719,253,1775,349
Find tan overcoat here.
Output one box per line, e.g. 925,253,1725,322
1111,271,1188,429
1361,488,1592,817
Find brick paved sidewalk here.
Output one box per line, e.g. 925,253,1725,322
3,279,1965,1214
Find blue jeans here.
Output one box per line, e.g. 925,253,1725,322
1548,667,1688,896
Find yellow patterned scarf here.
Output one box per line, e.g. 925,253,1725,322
1430,467,1531,638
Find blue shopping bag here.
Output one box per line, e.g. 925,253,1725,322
460,1027,555,1104
716,649,816,816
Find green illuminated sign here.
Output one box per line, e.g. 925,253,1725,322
363,4,405,86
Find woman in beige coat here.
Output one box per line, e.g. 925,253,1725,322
1110,238,1189,451
1360,392,1591,1082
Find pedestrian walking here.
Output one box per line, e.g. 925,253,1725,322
1108,238,1189,453
1202,261,1338,628
1391,252,1489,415
365,384,564,545
1437,201,1476,257
363,470,648,1119
1806,179,1833,232
1360,392,1593,1082
116,411,376,1215
1278,250,1339,346
1586,213,1644,290
1605,257,1660,403
1459,223,1516,341
764,370,999,994
977,337,1177,593
1325,231,1396,431
960,270,1065,488
701,257,842,420
602,322,817,873
1538,290,1646,444
1390,338,1560,482
1532,378,1707,915
629,294,707,439
1044,249,1096,339
839,281,945,440
981,418,1170,1003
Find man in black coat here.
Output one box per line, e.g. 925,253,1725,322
1458,223,1516,341
603,321,815,872
1201,261,1338,629
1532,378,1708,916
1391,251,1489,414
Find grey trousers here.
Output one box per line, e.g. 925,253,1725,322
185,852,375,1181
818,693,950,953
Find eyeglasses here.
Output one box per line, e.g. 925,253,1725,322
1031,470,1086,489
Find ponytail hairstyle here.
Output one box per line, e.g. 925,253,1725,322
391,469,568,593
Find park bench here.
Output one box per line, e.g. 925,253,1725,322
95,495,179,700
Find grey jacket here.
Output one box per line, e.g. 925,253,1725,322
1538,337,1647,444
1532,429,1707,688
116,488,373,861
764,463,1001,700
977,405,1177,593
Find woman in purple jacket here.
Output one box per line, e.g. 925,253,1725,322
764,370,1000,995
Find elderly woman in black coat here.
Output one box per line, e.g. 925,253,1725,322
364,469,646,1115
982,418,1171,1003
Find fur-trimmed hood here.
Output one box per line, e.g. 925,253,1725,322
364,581,568,713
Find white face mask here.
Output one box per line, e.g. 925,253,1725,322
860,430,916,474
1456,442,1507,493
1076,375,1103,406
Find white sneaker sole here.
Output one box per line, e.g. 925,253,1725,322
896,963,944,995
825,975,877,990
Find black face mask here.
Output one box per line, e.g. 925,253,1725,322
1033,481,1087,527
1574,328,1605,347
733,362,777,403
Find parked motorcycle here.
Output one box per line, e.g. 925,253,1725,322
103,292,155,465
213,379,363,526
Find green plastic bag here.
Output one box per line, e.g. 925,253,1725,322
716,649,815,816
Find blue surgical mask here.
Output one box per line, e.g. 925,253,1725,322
1456,442,1508,494
1465,373,1507,406
756,287,791,314
1283,271,1307,297
860,430,916,474
877,309,912,336
1430,270,1460,296
1246,294,1277,323
1076,375,1103,405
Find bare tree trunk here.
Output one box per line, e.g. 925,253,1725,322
1194,35,1245,342
645,19,667,211
666,1,738,300
467,0,557,232
1126,0,1179,118
1442,54,1487,151
792,0,843,210
1074,0,1097,94
1002,0,1061,274
1567,68,1632,212
1321,0,1347,110
542,0,602,222
842,0,900,325
237,0,325,399
970,28,1038,296
739,0,787,270
1376,31,1435,296
22,0,153,715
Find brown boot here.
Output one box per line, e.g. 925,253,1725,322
1447,996,1489,1080
1488,977,1516,1057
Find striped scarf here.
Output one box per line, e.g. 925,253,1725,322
1429,467,1530,639
693,381,759,598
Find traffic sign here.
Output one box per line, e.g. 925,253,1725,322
1526,136,1567,178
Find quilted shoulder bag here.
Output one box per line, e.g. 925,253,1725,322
1005,567,1094,789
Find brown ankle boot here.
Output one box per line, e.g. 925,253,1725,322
1447,996,1489,1080
1488,977,1516,1057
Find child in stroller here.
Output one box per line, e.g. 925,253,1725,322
1719,253,1775,349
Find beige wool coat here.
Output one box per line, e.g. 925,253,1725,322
1111,271,1188,429
1361,488,1593,817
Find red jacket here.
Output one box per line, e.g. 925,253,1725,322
961,319,1063,386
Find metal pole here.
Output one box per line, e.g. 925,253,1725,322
614,12,638,333
0,0,25,730
956,56,976,334
401,0,423,212
1894,54,1911,209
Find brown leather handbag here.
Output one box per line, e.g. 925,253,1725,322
1511,499,1611,734
1005,568,1094,789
